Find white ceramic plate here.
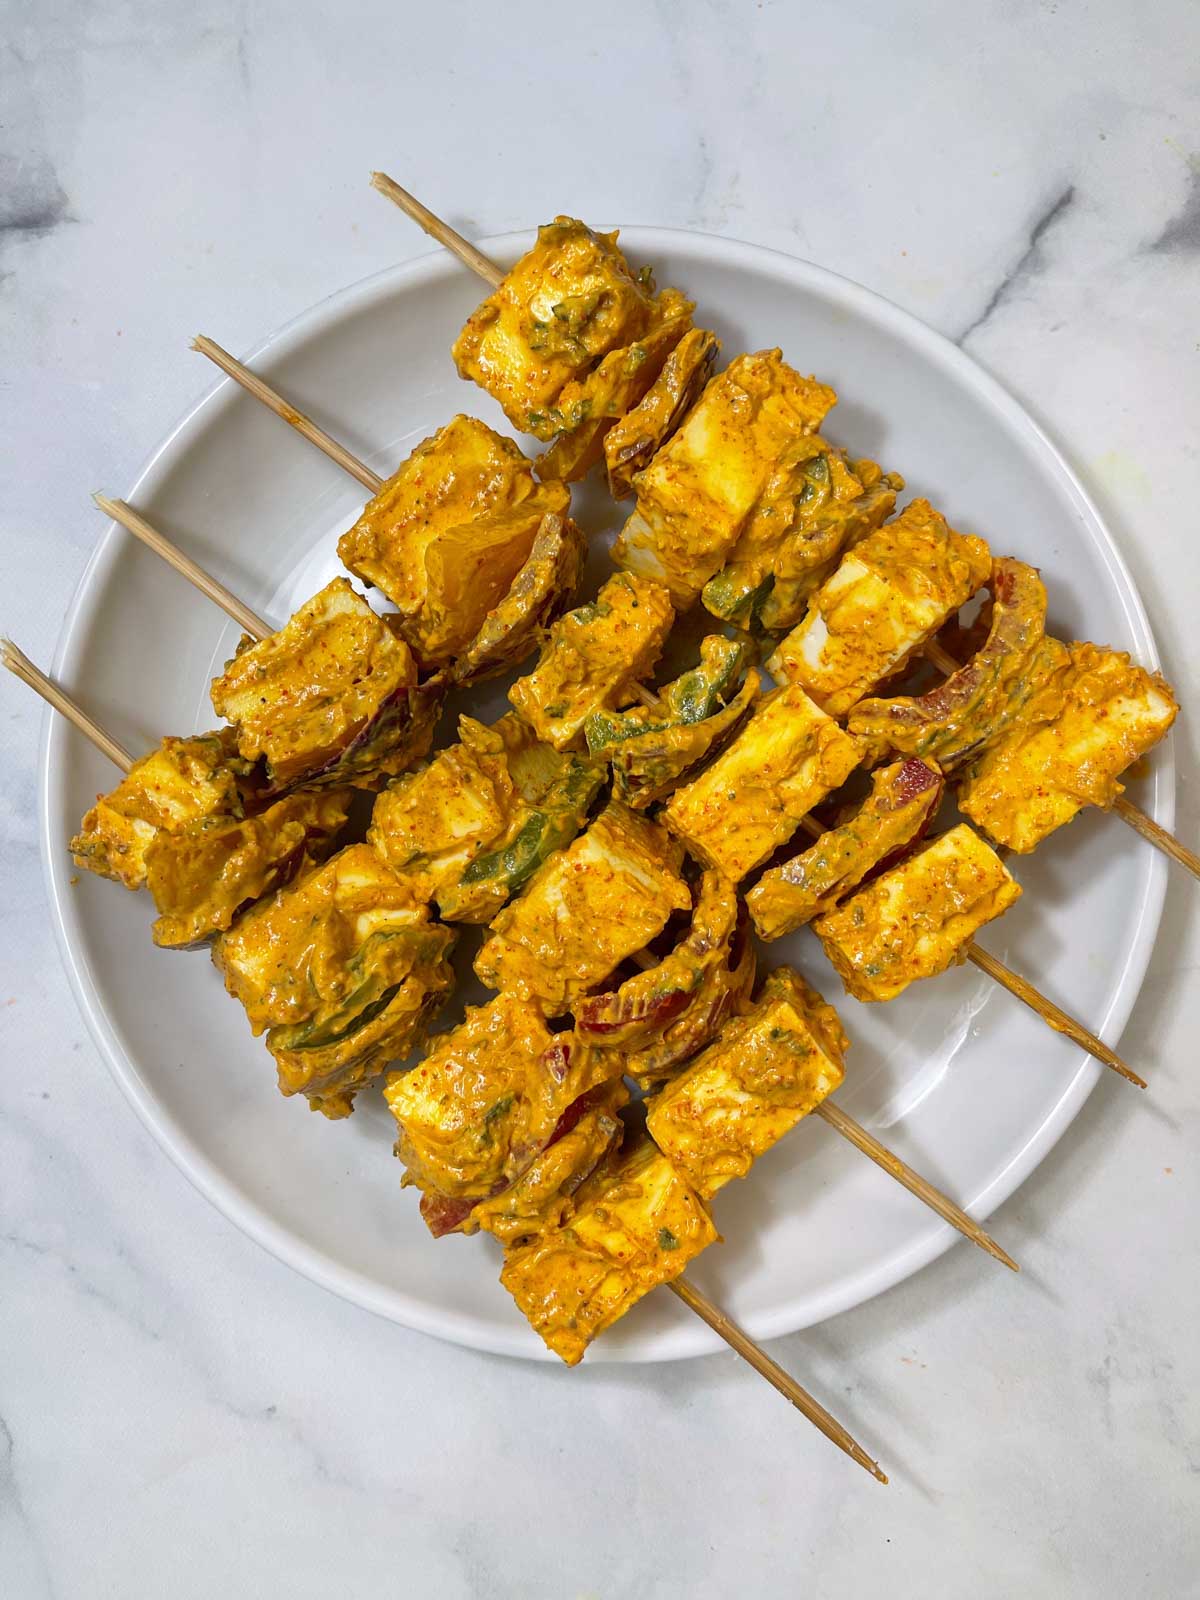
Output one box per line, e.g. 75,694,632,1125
41,229,1173,1362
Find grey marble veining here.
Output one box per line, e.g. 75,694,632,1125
2,2,1198,1595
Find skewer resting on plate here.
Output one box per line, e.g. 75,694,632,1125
371,171,1191,887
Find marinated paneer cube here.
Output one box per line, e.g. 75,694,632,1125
451,218,657,439
369,713,519,903
414,488,571,665
605,328,721,500
213,843,455,1117
210,578,426,791
813,824,1021,1003
848,560,1072,773
146,788,351,949
646,968,847,1199
338,415,568,668
956,641,1178,852
747,758,943,941
662,685,862,883
474,801,691,1015
612,350,837,608
500,1137,719,1364
452,512,587,687
767,499,991,716
70,731,249,891
385,992,565,1201
509,571,674,751
536,287,695,483
369,713,602,923
584,636,758,809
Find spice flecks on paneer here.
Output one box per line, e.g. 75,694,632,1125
612,350,837,607
646,967,847,1198
384,992,562,1201
813,824,1021,1003
210,578,420,790
663,685,862,882
500,1138,718,1364
767,499,991,716
70,731,245,891
452,219,657,439
956,641,1178,851
474,801,690,1014
337,415,568,667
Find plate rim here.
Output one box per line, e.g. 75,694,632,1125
39,225,1174,1361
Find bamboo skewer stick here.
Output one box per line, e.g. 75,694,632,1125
192,337,384,494
370,172,505,288
621,954,1014,1265
94,496,270,642
627,681,664,712
2,639,133,771
375,177,1192,886
668,1275,887,1483
1111,794,1200,879
617,955,1014,1264
963,944,1143,1087
812,1100,1017,1271
923,638,1192,882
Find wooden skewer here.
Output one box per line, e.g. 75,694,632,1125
94,495,271,642
2,639,133,771
627,936,1016,1266
667,1275,886,1482
923,638,1193,882
963,943,1144,1087
813,1099,1017,1270
192,336,384,494
627,681,664,712
370,172,504,288
1111,794,1200,880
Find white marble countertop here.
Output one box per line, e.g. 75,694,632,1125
2,3,1198,1595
